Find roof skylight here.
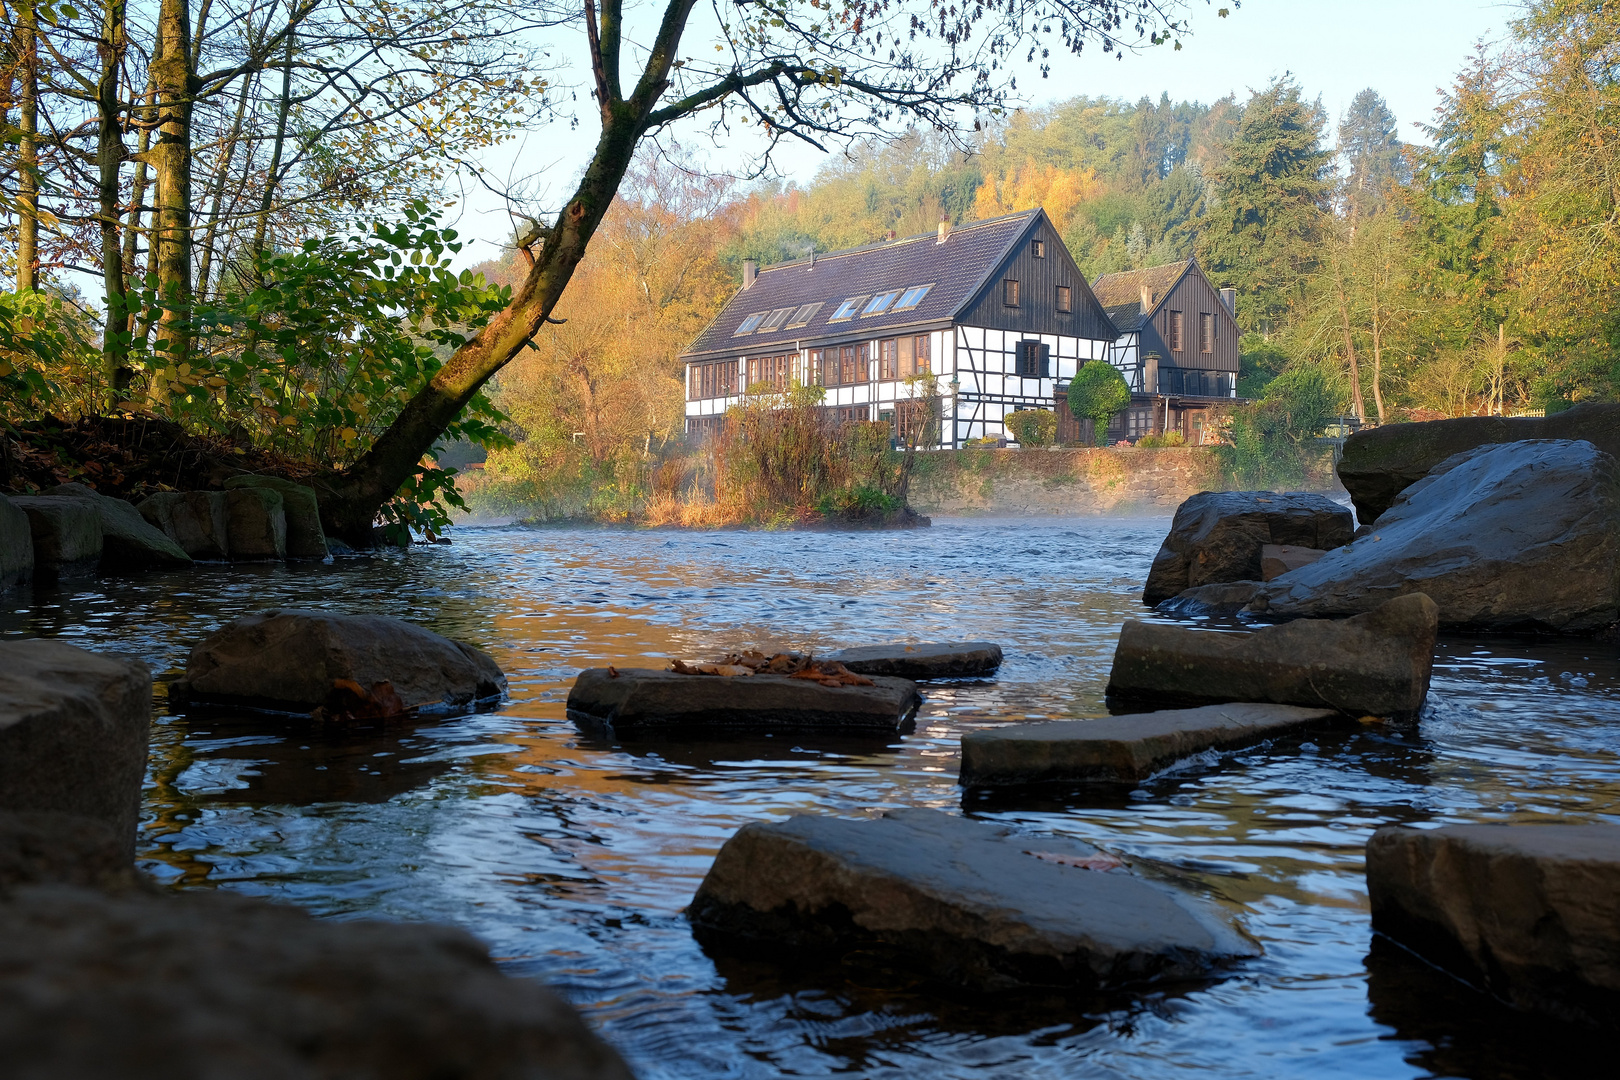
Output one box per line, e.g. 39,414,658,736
758,307,794,332
829,296,868,322
734,312,767,335
862,291,901,316
893,284,933,310
785,302,822,328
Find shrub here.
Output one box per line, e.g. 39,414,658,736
1137,430,1186,448
1004,409,1057,447
1067,360,1131,445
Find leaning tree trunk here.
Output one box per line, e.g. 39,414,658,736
315,0,689,546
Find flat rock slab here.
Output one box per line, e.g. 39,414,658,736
569,668,920,734
0,884,634,1080
1142,491,1354,605
1254,439,1620,633
688,808,1260,991
825,641,1002,679
959,703,1340,788
1367,823,1620,1027
177,610,506,716
1107,593,1438,720
0,640,151,860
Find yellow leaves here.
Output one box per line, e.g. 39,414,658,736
0,361,13,377
972,161,1102,236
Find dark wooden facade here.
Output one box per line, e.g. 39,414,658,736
1135,263,1239,380
955,220,1116,342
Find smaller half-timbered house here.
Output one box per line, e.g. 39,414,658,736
1089,259,1241,445
680,209,1119,447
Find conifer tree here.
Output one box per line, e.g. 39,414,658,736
1199,77,1332,333
1337,89,1406,221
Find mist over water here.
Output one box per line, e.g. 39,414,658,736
4,518,1616,1079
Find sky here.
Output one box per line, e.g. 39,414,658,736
448,0,1520,267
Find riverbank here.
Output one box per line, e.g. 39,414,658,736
906,445,1341,517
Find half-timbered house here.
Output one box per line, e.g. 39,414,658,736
680,209,1120,447
1088,259,1241,445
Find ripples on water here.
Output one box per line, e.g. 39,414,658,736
3,518,1618,1079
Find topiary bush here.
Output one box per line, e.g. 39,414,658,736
1067,360,1131,445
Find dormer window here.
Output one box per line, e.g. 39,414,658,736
830,296,867,322
733,312,767,335
758,307,793,332
894,284,933,310
785,302,822,328
863,291,901,316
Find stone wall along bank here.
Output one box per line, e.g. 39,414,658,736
907,448,1339,517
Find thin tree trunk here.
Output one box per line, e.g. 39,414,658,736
122,70,158,295
195,71,254,302
98,0,130,398
16,2,39,291
250,33,296,269
1335,275,1366,421
1369,299,1386,424
151,0,196,372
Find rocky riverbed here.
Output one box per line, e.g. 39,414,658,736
2,519,1616,1078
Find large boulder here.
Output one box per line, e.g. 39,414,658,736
1338,403,1620,524
8,495,101,578
1252,439,1620,632
224,475,329,559
1141,491,1354,605
0,884,635,1080
225,486,287,561
0,640,151,859
688,808,1259,991
1106,593,1438,721
0,497,31,591
959,703,1340,789
137,491,231,560
0,811,140,893
1367,823,1620,1027
176,610,506,716
568,668,920,735
48,483,190,571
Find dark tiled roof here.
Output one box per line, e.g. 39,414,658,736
1090,260,1193,332
682,211,1040,359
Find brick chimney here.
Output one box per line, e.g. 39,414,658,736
743,260,757,289
1219,287,1237,316
937,218,951,244
1140,285,1155,311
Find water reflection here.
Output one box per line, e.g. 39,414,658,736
2,518,1619,1079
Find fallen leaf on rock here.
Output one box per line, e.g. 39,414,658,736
1024,850,1124,872
670,659,754,677
312,678,417,723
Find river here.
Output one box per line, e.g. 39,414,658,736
4,518,1615,1078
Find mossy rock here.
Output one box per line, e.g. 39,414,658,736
224,476,329,559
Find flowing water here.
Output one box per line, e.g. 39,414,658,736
4,518,1618,1079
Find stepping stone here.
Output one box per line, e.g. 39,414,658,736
175,610,505,718
568,668,920,734
1107,593,1438,720
688,808,1259,991
825,641,1002,679
9,495,101,578
959,703,1340,789
1367,823,1620,1027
